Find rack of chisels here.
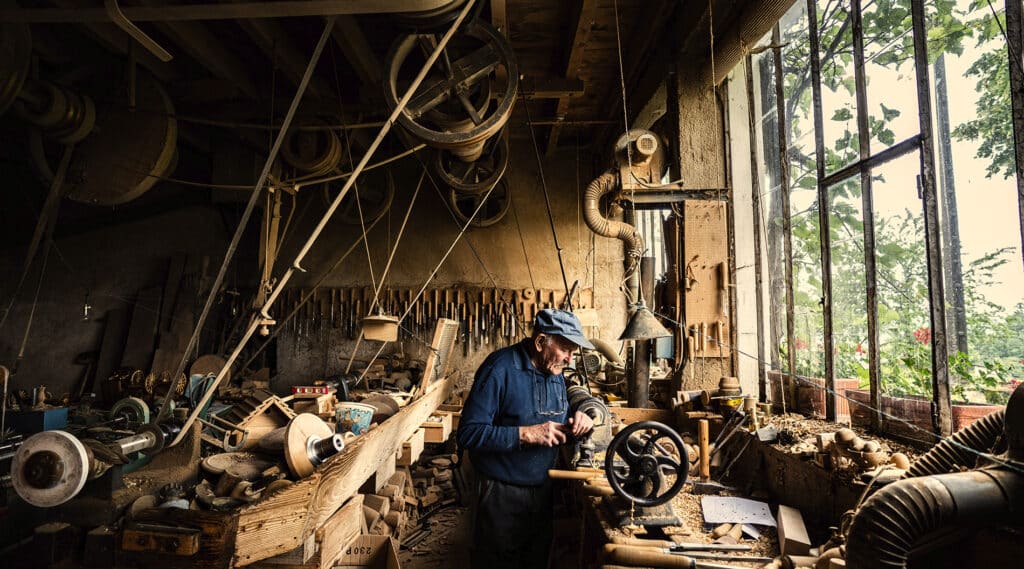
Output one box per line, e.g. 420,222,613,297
276,286,595,354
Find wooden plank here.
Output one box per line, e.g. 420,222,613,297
547,0,599,155
520,76,585,99
610,407,674,426
777,504,811,556
396,427,425,467
233,375,453,567
121,286,162,371
415,318,458,398
95,307,131,401
683,201,730,359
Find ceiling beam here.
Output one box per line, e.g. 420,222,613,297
520,76,585,100
234,16,335,100
331,16,381,94
594,0,675,153
0,1,456,22
546,0,598,156
133,4,262,101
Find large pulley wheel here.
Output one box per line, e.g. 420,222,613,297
392,0,483,33
448,177,510,228
384,18,518,158
604,421,686,507
433,134,508,194
30,69,176,205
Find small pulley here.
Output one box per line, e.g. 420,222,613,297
447,176,511,228
432,134,509,194
604,421,686,507
283,414,345,478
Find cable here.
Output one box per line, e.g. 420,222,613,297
520,93,571,299
155,16,339,424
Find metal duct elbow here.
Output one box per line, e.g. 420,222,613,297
583,170,643,261
845,468,1024,569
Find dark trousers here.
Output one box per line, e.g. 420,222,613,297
469,474,554,569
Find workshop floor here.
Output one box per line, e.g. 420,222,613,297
400,506,471,569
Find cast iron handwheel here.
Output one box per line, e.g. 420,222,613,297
383,18,518,151
604,420,686,507
447,176,510,228
433,134,509,194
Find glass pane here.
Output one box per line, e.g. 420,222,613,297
928,0,1021,407
814,0,859,174
755,45,789,373
828,177,869,422
790,198,824,381
870,153,932,402
861,0,919,150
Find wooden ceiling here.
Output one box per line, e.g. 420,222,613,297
0,1,732,151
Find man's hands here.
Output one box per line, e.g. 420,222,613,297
519,421,566,447
519,412,595,447
567,410,594,437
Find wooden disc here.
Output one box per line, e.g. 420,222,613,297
201,452,274,479
60,70,177,205
284,414,333,478
189,354,230,382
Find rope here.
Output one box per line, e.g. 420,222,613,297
520,93,571,299
155,17,339,423
344,170,426,374
166,0,479,447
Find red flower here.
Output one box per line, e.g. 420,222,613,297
794,338,809,350
912,327,931,345
855,343,864,355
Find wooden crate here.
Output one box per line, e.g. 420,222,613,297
420,412,452,444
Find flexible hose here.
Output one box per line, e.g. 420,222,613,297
583,170,643,260
590,337,624,366
845,469,1021,569
904,409,1005,478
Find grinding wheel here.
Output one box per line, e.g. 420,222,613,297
110,396,150,428
11,430,91,507
284,414,334,478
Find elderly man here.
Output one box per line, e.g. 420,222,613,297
457,308,596,569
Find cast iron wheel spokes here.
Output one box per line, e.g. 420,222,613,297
383,18,518,155
604,420,686,507
447,176,510,228
433,134,509,194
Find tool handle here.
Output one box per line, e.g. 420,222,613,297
698,419,710,481
548,468,604,480
604,544,695,568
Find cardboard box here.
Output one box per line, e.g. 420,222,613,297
420,412,452,444
334,535,400,569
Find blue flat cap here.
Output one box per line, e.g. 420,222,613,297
533,309,595,350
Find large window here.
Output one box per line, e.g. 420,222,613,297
748,0,1023,435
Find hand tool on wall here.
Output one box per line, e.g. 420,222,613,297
718,261,728,318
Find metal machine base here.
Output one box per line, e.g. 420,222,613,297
602,495,681,528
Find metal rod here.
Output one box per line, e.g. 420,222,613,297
1006,0,1024,269
743,57,768,402
771,25,798,408
807,0,836,422
166,0,478,447
911,0,951,437
819,134,922,187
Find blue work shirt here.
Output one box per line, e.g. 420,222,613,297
457,340,568,486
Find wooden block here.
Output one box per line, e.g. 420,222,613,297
293,394,334,416
359,453,397,494
420,412,452,443
362,494,390,519
396,427,425,466
314,495,365,569
777,504,811,556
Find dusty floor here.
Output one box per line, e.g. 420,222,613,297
400,506,471,569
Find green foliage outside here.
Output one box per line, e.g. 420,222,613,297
763,0,1023,405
